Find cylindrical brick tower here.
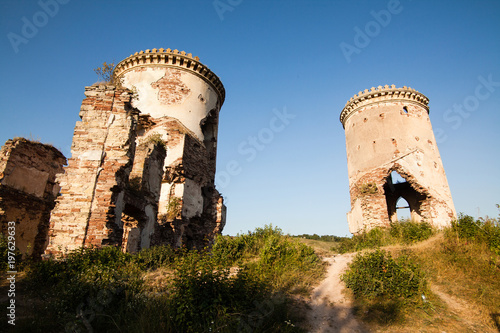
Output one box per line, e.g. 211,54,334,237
340,85,456,234
114,48,226,247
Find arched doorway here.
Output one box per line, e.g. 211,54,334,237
396,197,411,221
384,170,425,223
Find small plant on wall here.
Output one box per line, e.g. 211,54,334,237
360,182,378,194
166,197,182,221
94,61,116,85
147,133,166,149
128,176,142,193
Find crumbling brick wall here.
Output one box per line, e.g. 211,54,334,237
45,85,139,255
45,81,224,256
44,48,227,255
0,138,66,257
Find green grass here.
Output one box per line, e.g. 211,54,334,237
5,225,322,333
333,219,434,253
3,214,499,332
339,213,500,331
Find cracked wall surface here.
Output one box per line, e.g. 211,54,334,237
114,48,226,249
42,48,226,256
0,138,66,257
340,85,456,234
45,85,140,255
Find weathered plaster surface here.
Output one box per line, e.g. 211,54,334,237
41,48,226,256
341,85,456,234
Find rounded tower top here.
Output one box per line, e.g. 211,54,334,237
340,85,429,128
114,48,225,105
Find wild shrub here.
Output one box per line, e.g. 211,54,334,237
169,252,269,332
146,133,166,148
335,221,435,253
482,219,500,254
390,220,433,243
133,245,176,269
250,234,321,294
24,245,143,331
165,197,182,221
448,213,500,254
450,214,482,240
211,224,285,264
211,233,254,264
336,227,389,253
19,225,318,332
342,249,427,299
342,249,428,324
295,234,343,242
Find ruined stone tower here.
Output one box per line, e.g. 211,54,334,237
340,85,456,234
45,48,226,255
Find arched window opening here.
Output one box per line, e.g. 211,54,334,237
396,197,411,221
391,170,407,184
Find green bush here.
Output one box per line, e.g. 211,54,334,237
342,249,427,300
451,214,482,240
133,245,176,269
390,220,433,243
336,227,388,253
20,225,314,332
211,233,256,264
169,252,268,332
449,213,500,255
482,219,500,254
295,234,343,242
335,221,435,253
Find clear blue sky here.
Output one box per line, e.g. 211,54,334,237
1,0,499,236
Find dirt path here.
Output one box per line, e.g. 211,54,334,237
305,253,369,333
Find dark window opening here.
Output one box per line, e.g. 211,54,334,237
200,110,218,161
384,170,426,223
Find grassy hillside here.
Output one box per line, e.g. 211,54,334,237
297,215,500,332
1,214,499,332
0,225,324,333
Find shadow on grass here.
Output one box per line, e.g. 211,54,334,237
353,298,404,326
491,313,500,332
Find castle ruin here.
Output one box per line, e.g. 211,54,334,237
340,85,456,234
1,54,459,256
42,48,226,255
